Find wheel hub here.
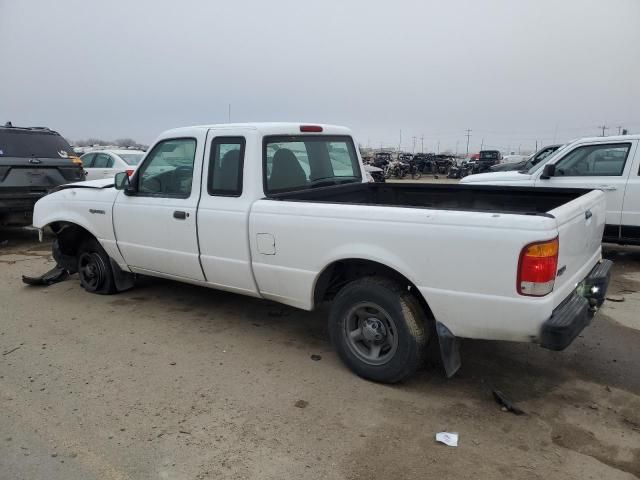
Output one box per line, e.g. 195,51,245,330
343,302,398,366
362,318,386,343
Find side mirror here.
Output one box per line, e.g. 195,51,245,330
115,171,136,195
540,163,556,179
114,172,128,190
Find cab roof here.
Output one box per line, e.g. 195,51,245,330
158,122,352,138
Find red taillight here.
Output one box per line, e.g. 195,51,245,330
300,125,323,132
517,238,559,297
125,169,134,176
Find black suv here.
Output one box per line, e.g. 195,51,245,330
0,123,85,226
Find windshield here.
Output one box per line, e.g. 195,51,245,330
0,130,75,158
264,135,362,194
117,152,145,165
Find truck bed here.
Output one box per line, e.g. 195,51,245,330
267,183,590,216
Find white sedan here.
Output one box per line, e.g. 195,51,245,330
80,149,145,181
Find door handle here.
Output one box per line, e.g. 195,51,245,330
598,185,617,191
173,210,188,220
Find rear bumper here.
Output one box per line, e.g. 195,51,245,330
0,195,42,213
540,259,612,350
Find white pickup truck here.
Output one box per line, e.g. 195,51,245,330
32,123,612,382
461,134,640,245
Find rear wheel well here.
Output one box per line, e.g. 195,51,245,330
314,259,433,317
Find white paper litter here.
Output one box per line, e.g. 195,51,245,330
435,432,458,447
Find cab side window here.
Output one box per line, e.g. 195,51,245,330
208,137,245,196
554,143,630,177
137,138,196,197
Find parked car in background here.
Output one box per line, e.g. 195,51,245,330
372,151,393,168
33,122,612,382
490,145,562,172
0,123,84,226
501,154,529,164
477,150,502,171
364,164,385,182
462,135,640,245
80,149,146,180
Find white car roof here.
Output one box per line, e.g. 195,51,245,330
81,149,145,156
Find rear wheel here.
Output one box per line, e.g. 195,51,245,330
329,277,428,383
77,238,116,295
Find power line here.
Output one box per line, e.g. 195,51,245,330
464,128,472,156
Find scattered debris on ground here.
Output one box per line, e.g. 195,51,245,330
492,390,526,415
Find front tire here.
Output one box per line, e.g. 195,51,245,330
77,238,116,295
329,277,428,383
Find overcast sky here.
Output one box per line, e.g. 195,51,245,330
1,0,639,153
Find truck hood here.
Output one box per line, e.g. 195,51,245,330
460,171,533,184
55,178,115,191
32,178,118,229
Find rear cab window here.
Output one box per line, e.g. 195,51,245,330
263,135,361,194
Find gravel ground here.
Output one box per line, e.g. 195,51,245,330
1,228,639,480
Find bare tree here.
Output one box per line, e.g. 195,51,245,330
114,138,137,148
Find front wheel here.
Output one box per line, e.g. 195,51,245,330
329,277,429,383
77,238,116,294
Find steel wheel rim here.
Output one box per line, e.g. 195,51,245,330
78,252,106,291
343,302,398,366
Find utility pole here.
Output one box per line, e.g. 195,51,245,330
464,128,472,157
420,136,424,153
598,125,608,137
455,141,459,157
480,138,484,151
399,130,402,153
436,141,440,154
535,140,538,152
617,126,623,135
412,136,417,153
228,104,231,122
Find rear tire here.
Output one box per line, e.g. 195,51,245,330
77,238,116,295
329,277,428,383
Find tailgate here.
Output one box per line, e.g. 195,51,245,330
549,189,606,307
0,157,84,190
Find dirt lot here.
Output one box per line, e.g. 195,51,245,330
1,227,639,480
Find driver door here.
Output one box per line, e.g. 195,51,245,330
113,136,205,281
535,142,634,228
